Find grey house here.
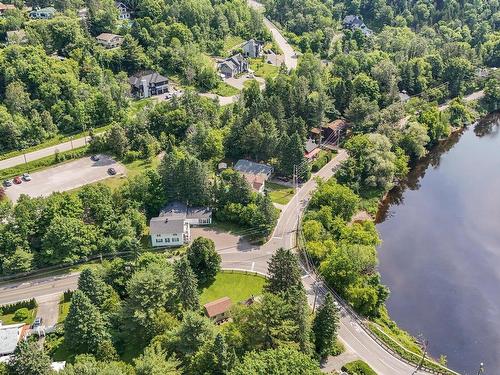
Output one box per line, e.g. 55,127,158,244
218,53,249,78
342,15,373,36
128,71,170,98
29,6,56,19
242,39,264,58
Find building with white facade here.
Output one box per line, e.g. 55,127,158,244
150,202,212,247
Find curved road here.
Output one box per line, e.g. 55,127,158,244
0,150,441,374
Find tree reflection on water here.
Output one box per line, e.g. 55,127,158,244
376,111,500,224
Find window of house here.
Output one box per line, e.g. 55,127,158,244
156,238,163,243
165,238,170,243
173,238,179,242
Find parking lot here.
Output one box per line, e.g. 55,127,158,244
4,155,125,202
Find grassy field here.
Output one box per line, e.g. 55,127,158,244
0,307,37,325
223,35,245,56
200,271,266,305
250,58,280,79
266,181,295,205
212,82,240,97
57,297,71,324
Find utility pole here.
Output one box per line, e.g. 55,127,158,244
412,336,428,375
312,281,318,313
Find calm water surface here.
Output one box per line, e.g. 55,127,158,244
376,113,500,374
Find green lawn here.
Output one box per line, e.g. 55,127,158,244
126,98,153,121
200,271,266,305
57,298,71,324
243,79,258,89
250,58,280,79
0,307,37,325
266,181,295,205
211,82,240,97
223,35,245,56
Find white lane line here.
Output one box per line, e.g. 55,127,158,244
251,262,255,271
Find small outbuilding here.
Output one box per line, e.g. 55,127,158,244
204,297,232,323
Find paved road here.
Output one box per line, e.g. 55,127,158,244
0,137,90,171
4,155,125,202
0,150,443,374
439,89,485,111
247,0,298,71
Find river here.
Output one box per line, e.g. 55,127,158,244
376,112,500,374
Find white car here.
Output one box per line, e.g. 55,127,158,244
22,173,32,181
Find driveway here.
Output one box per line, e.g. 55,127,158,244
5,155,125,202
35,293,60,328
225,76,265,90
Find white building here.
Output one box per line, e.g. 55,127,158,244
96,33,124,49
0,322,25,356
150,202,212,247
115,1,132,20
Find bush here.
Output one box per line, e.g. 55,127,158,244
13,308,29,321
0,299,37,315
342,360,377,375
124,150,141,163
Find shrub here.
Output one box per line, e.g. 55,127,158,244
13,308,29,321
342,360,377,375
0,299,37,314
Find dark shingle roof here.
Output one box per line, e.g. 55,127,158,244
149,217,185,234
128,71,168,88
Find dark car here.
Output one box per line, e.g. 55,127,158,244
3,179,12,187
32,317,43,329
91,155,100,161
13,176,22,184
107,167,117,175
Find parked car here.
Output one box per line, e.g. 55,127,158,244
91,155,100,161
22,173,31,181
32,317,43,329
3,180,12,187
13,176,22,184
107,167,116,175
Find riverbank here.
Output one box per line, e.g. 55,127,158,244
376,111,500,373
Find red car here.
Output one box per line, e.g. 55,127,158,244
13,176,22,184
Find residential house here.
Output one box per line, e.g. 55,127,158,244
0,2,15,16
150,217,190,248
115,1,132,20
322,119,349,147
96,33,124,49
242,39,264,58
6,30,28,44
0,322,27,356
342,15,373,37
399,90,410,103
128,70,170,98
150,201,212,247
204,297,232,323
29,7,56,19
218,53,249,78
234,159,274,193
304,138,320,161
77,7,88,20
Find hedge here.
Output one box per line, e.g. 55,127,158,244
342,360,378,375
0,298,37,315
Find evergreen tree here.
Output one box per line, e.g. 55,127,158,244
251,193,279,238
77,268,114,312
312,293,340,359
286,286,312,354
173,257,200,311
64,290,113,356
134,343,180,375
186,237,221,286
7,341,52,375
265,248,302,294
279,132,308,179
190,333,236,375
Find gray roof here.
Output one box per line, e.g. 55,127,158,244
149,217,185,234
234,159,273,176
187,206,212,220
31,6,56,13
129,70,169,88
305,139,318,154
219,53,246,70
0,323,24,356
159,201,212,220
